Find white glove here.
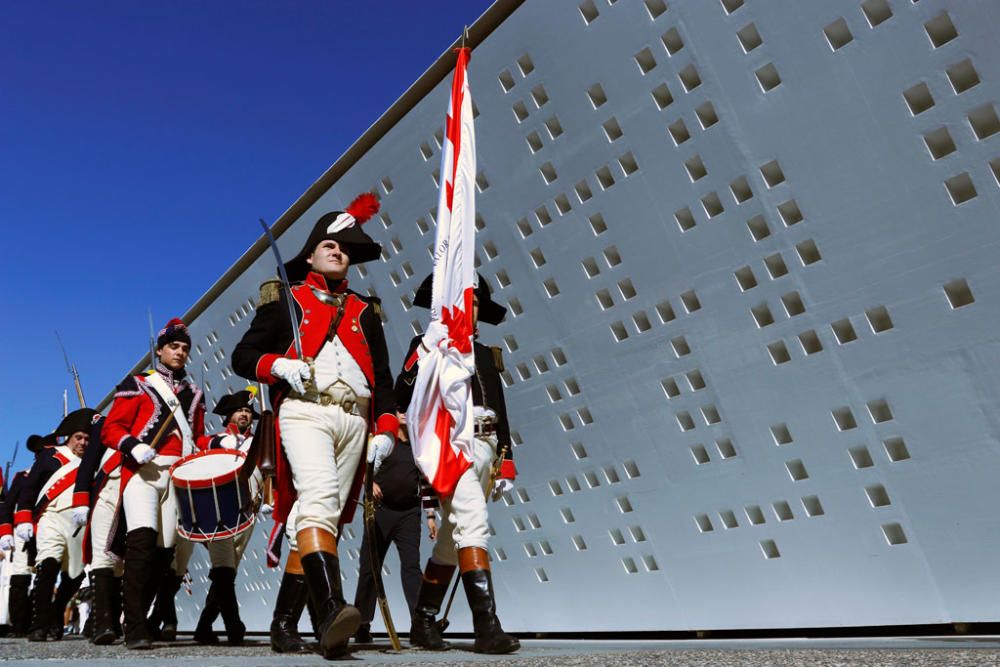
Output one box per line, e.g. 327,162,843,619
272,358,311,394
131,443,156,465
419,321,450,357
217,434,240,450
0,535,13,551
72,507,90,528
492,478,514,502
259,503,273,516
368,434,395,473
14,523,33,542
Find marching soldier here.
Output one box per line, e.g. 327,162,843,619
70,413,123,645
397,274,519,654
101,317,210,650
232,193,399,659
14,409,95,642
0,434,54,637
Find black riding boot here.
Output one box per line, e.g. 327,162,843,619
146,548,179,641
209,567,245,645
48,571,84,640
91,568,117,645
409,560,455,650
301,551,360,658
269,572,310,653
9,574,32,637
193,576,220,645
123,527,157,650
27,558,60,641
460,558,519,654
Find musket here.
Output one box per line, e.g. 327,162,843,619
258,218,304,361
147,309,157,371
3,441,18,496
364,446,401,651
62,390,68,418
55,331,87,408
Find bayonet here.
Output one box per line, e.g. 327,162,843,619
55,331,87,408
147,309,157,372
3,440,18,495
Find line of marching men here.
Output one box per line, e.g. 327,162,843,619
0,193,521,658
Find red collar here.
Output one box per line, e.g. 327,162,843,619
304,271,349,294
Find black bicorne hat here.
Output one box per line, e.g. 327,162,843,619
56,408,99,438
213,386,260,420
284,193,383,282
26,433,58,453
413,273,508,326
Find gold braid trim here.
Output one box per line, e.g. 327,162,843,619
258,279,282,306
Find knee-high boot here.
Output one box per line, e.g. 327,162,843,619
459,547,519,655
27,558,60,642
270,571,310,653
9,574,32,637
146,548,179,641
123,527,157,650
193,576,220,645
299,529,360,659
48,570,84,640
210,567,245,645
91,568,117,645
409,559,455,650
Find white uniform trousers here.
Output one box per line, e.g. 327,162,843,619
278,399,367,539
431,435,497,565
284,501,300,550
0,550,11,625
91,470,123,574
9,534,31,576
36,505,86,578
122,455,180,548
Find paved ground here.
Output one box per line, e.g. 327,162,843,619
3,635,1000,666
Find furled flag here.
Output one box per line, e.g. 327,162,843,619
407,47,477,496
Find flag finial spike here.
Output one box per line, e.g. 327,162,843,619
461,25,469,49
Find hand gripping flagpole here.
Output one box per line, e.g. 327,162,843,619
259,219,304,360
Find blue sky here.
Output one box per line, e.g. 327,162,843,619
0,1,493,474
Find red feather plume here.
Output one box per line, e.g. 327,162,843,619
346,192,380,225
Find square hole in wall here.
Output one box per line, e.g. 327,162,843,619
760,539,781,559
701,404,721,425
622,557,639,574
589,213,608,236
572,535,587,550
645,0,667,19
662,27,684,55
508,298,524,317
555,193,572,215
947,59,980,94
579,0,599,24
798,329,823,355
924,12,958,48
574,180,594,204
777,199,803,226
529,247,547,268
668,118,691,145
721,0,744,14
657,300,677,323
611,321,629,342
883,437,911,462
832,407,858,431
531,84,550,108
678,64,702,92
661,377,681,398
564,378,581,396
944,278,975,308
746,505,766,525
618,278,637,300
675,207,696,232
602,117,624,142
496,270,511,289
796,239,822,265
596,166,616,190
677,411,697,432
633,311,653,332
419,141,434,160
499,69,515,93
702,192,724,218
686,369,706,391
716,438,737,459
802,495,824,517
862,0,893,27
771,423,793,446
781,291,805,316
545,116,564,139
516,218,533,238
831,317,858,344
540,162,558,184
720,510,738,529
617,495,634,513
903,82,935,115
695,102,719,129
786,459,808,481
752,302,774,327
635,47,657,74
768,340,791,365
882,523,908,545
512,101,529,123
582,257,601,278
824,18,854,50
755,63,782,92
681,289,702,312
526,131,543,153
923,126,957,160
969,104,1000,140
535,206,552,227
619,152,640,176
849,445,874,469
551,347,568,366
865,305,894,333
737,22,762,53
772,500,794,521
544,278,561,298
604,245,622,267
624,460,641,479
747,215,771,241
685,155,708,181
588,83,608,108
517,53,535,76
760,160,786,188
867,399,894,424
730,176,753,203
671,335,691,357
690,444,710,464
695,514,714,533
866,484,891,508
764,253,789,279
652,83,674,109
945,172,978,205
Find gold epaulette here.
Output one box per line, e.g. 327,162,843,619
490,346,505,372
258,279,282,306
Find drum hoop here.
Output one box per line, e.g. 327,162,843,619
177,515,255,543
169,448,247,489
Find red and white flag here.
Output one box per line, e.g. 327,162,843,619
407,47,477,496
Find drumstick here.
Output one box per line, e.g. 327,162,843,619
146,410,178,453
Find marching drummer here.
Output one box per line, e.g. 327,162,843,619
101,317,211,650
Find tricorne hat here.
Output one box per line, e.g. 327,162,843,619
55,408,99,438
26,433,58,453
213,385,260,420
413,273,507,326
284,193,383,282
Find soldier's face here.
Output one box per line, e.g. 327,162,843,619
67,431,88,456
157,341,190,371
229,407,253,430
308,240,350,280
472,294,479,326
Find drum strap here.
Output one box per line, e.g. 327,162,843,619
145,373,196,456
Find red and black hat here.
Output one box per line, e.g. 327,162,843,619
56,408,99,438
284,193,383,282
413,273,508,326
26,433,58,453
156,318,191,349
213,386,261,420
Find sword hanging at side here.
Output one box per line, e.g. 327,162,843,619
364,446,401,651
258,218,304,360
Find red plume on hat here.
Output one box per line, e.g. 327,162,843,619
283,192,386,280
346,192,379,225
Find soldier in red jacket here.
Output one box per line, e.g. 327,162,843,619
101,318,209,650
232,194,399,659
